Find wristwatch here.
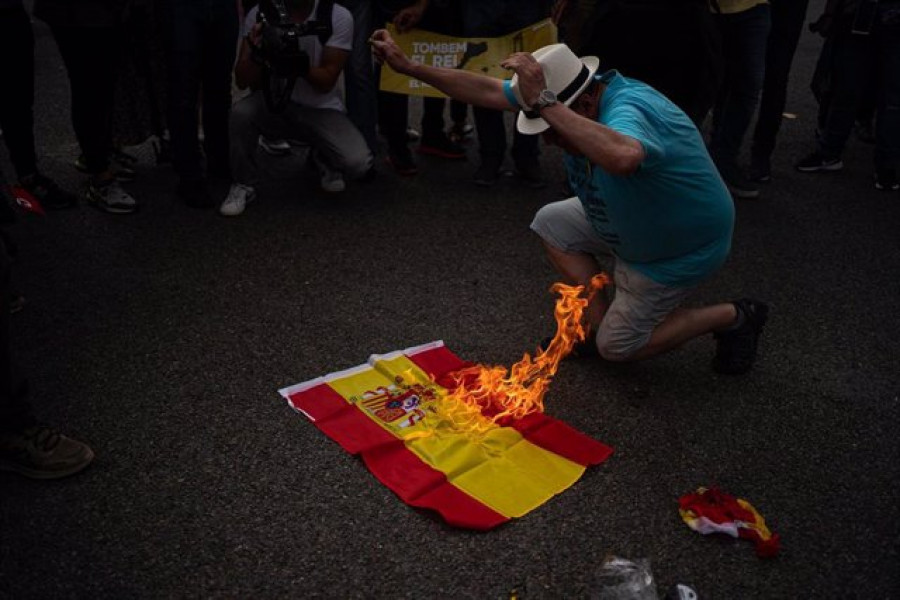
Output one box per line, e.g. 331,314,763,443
532,89,558,113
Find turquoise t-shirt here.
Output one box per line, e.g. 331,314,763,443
564,71,734,287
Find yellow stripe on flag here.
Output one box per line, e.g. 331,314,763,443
324,355,585,519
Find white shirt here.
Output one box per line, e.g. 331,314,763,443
243,1,353,111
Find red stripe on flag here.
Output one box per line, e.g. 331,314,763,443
406,345,613,467
288,383,508,530
510,412,613,466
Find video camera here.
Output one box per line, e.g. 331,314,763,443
253,0,332,111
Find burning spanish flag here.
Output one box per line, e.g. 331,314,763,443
278,280,613,530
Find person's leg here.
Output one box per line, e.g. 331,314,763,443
200,1,239,179
531,198,615,328
51,26,136,214
710,5,771,195
279,105,374,181
164,2,204,183
511,127,544,187
750,0,810,177
0,5,37,179
711,5,772,165
50,26,119,176
873,5,900,181
339,0,379,155
0,235,33,433
0,238,94,477
815,33,877,161
228,92,291,188
419,97,466,158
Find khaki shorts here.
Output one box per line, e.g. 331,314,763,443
531,197,692,359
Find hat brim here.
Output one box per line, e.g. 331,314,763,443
516,56,601,136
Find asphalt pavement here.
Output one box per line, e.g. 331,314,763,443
1,2,899,598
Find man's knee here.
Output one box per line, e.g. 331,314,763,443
341,146,374,180
595,325,648,362
229,95,263,134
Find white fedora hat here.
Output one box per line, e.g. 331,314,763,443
511,43,601,135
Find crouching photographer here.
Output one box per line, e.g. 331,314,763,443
222,0,373,217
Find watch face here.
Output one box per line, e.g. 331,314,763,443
540,89,557,105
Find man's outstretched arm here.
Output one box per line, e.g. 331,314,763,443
370,29,516,112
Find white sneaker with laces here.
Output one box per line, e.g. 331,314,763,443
311,152,345,193
220,183,256,216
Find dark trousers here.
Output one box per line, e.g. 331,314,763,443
462,0,546,165
751,0,810,161
0,5,37,179
164,0,238,180
374,6,450,155
711,4,772,168
0,235,32,433
50,26,121,175
817,3,900,169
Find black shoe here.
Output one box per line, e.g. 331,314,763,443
718,163,759,199
795,151,843,173
515,158,546,189
712,299,769,375
748,156,771,183
418,133,466,159
177,178,214,209
874,168,899,192
19,173,78,210
385,148,418,176
473,159,502,187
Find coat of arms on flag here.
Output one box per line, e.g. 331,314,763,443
279,279,614,530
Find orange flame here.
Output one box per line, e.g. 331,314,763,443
433,274,610,435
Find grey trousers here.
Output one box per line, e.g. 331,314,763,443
229,91,373,187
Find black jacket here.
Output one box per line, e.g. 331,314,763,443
32,0,128,27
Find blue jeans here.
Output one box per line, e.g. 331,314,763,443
817,2,900,170
711,4,772,168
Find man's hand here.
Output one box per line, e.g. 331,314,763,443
500,52,547,108
393,0,427,34
371,29,416,75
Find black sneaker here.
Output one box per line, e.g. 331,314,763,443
0,425,94,479
418,133,466,159
712,299,769,375
19,173,78,210
385,148,418,176
748,156,771,183
874,168,899,192
515,158,546,189
473,158,502,187
795,151,843,173
718,163,759,199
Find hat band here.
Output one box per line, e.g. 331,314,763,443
522,64,591,120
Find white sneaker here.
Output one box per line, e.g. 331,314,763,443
311,152,345,193
220,183,256,216
258,135,291,156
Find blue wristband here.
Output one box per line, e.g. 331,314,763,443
502,79,519,109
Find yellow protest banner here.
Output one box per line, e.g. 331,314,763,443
379,19,558,98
